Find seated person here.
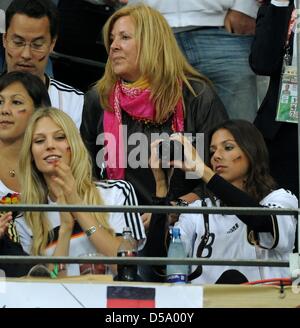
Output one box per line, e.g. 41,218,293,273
16,107,145,276
145,119,297,284
0,70,51,277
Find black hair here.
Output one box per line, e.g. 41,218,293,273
209,119,277,201
0,71,51,108
6,0,59,40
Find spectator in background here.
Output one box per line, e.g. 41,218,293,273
81,4,227,211
0,0,56,77
249,0,298,195
126,0,259,122
2,0,83,129
145,120,297,283
0,71,51,277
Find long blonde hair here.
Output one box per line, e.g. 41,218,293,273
19,107,112,255
97,4,210,123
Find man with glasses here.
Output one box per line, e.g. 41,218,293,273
1,0,83,129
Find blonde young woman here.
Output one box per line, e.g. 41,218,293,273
16,107,145,276
80,4,228,214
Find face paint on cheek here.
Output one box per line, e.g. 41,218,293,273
6,51,14,60
17,108,27,114
38,55,47,62
232,155,242,162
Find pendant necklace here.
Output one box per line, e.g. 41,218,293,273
9,169,16,178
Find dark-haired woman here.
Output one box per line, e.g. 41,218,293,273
0,71,51,277
145,119,297,284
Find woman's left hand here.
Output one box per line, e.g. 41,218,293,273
0,212,13,239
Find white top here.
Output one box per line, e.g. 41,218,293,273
128,0,259,27
48,77,84,129
271,0,290,7
0,179,15,196
175,188,297,284
12,180,146,276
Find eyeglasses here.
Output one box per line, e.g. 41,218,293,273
6,37,49,53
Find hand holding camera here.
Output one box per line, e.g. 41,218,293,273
159,134,204,179
157,137,185,165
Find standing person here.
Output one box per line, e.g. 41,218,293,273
126,0,259,122
80,4,228,210
145,120,297,283
2,0,83,129
16,107,145,276
249,0,298,195
0,71,51,277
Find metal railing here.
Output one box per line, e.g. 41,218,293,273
0,203,298,269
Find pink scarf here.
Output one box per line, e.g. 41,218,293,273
103,80,184,179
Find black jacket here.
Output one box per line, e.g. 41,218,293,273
249,0,294,139
80,80,228,205
0,235,31,277
249,0,298,195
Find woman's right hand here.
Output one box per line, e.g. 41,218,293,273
0,212,13,239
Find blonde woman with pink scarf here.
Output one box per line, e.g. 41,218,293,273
80,4,228,229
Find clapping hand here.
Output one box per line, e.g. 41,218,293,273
49,161,80,206
0,212,12,239
48,161,78,229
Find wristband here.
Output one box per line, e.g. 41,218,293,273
50,263,59,279
175,198,189,207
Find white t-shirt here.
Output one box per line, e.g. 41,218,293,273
15,180,146,276
0,179,15,197
48,77,84,129
176,188,297,284
128,0,259,26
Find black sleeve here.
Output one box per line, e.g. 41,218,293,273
0,236,31,277
143,213,168,259
207,174,273,233
249,1,294,76
141,198,170,281
80,87,103,179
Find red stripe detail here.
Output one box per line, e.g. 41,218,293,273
107,298,155,308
